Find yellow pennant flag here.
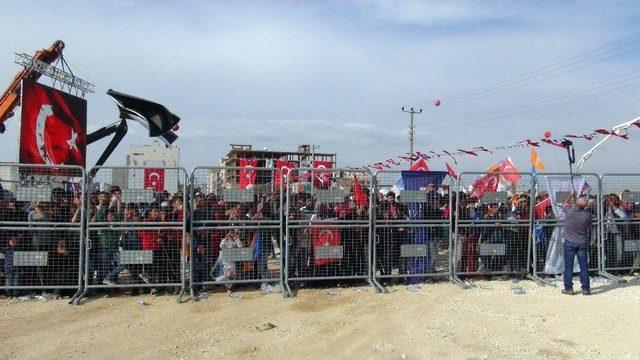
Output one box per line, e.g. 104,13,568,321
530,149,545,170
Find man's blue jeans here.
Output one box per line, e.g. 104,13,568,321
563,241,590,291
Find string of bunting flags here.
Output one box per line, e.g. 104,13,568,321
362,120,640,174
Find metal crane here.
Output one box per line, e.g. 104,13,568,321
0,41,66,133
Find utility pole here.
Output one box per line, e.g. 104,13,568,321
310,145,320,197
402,107,422,166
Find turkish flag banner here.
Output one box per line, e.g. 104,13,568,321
409,158,430,171
238,159,258,189
274,160,295,188
19,79,87,167
471,173,499,198
312,160,332,188
498,157,522,184
311,223,342,266
144,168,165,191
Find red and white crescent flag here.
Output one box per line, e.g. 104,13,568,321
274,160,295,187
409,158,430,171
352,174,367,206
471,173,499,198
144,168,165,191
19,79,87,167
445,163,458,180
311,223,341,266
238,159,258,189
498,157,521,184
312,161,332,188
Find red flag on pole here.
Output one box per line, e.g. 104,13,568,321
274,160,295,187
312,161,332,188
19,79,87,166
144,168,165,191
497,157,521,184
353,174,367,206
445,163,458,180
534,197,551,219
409,158,430,171
238,159,258,189
471,173,499,198
594,128,629,139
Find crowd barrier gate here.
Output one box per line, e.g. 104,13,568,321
283,168,375,297
74,166,188,304
600,174,640,278
452,172,534,286
4,162,639,302
372,170,454,291
0,163,85,299
189,167,284,299
530,173,603,286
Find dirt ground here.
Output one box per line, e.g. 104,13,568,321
1,277,640,359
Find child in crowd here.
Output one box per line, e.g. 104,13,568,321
217,230,243,291
1,235,20,297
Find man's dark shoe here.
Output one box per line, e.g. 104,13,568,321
582,289,591,295
561,289,576,295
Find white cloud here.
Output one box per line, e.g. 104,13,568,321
0,1,638,173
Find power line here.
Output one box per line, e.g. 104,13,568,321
415,31,640,107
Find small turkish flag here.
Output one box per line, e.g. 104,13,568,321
19,79,87,167
352,174,367,207
144,168,165,191
409,158,430,171
471,173,499,198
445,163,458,180
238,159,258,189
498,157,521,184
312,161,332,189
274,160,295,188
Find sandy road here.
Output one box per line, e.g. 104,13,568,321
1,277,639,359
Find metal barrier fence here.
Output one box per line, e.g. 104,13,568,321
530,173,601,286
0,163,85,299
283,168,374,296
453,172,534,284
601,174,640,275
4,162,640,301
189,167,284,299
74,166,188,304
372,170,454,291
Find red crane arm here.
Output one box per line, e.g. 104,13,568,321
0,40,65,133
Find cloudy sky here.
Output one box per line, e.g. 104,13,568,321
1,1,639,173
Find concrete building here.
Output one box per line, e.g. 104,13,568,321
215,144,337,191
111,141,182,194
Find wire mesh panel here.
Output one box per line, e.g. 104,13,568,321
189,167,283,297
601,174,640,273
0,163,84,297
81,166,187,299
284,168,373,295
453,172,533,279
531,173,600,282
373,170,453,287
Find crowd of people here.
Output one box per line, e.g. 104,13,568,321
602,193,640,271
2,171,640,299
0,187,81,297
455,191,532,275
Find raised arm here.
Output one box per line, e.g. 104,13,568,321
564,189,576,206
